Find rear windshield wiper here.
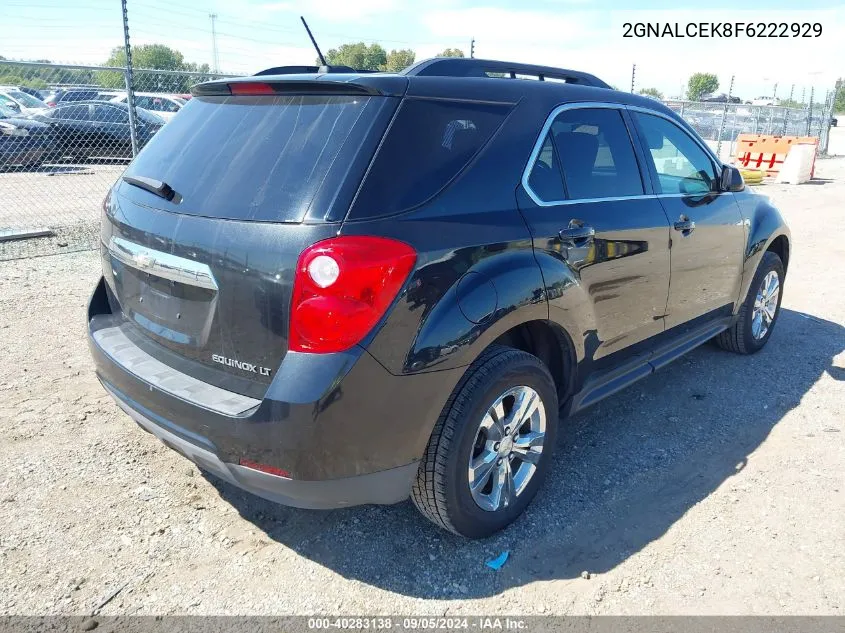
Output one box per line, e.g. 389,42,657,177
122,175,180,202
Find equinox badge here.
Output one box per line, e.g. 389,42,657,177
212,354,272,377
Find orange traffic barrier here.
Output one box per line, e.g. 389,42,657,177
733,134,818,179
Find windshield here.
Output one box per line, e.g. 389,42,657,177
8,90,45,108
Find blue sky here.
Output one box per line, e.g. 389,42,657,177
2,0,843,99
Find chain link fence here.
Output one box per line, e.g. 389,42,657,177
0,59,838,261
0,60,239,260
663,100,834,160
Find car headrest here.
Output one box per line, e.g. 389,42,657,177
554,131,599,180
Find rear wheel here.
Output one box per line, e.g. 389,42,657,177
411,345,558,538
716,251,784,354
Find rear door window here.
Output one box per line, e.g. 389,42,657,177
549,108,644,201
94,104,129,123
54,104,91,121
347,98,511,219
121,94,395,222
527,135,565,202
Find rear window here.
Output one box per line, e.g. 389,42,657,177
122,94,393,222
8,90,44,108
347,98,511,219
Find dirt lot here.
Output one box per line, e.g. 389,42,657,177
1,159,843,616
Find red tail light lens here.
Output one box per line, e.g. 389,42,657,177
289,236,417,353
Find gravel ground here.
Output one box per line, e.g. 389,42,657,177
1,158,843,616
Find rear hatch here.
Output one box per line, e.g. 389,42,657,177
99,78,402,398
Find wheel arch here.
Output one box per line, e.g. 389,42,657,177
489,319,577,404
766,233,790,272
736,193,791,311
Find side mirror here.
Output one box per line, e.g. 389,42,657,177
7,102,20,112
720,164,745,192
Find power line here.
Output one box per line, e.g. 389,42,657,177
129,0,458,48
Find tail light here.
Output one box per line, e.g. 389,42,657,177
46,101,57,107
289,236,417,354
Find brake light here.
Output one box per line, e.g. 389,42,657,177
229,82,275,95
289,236,417,353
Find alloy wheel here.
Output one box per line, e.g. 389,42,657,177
468,386,546,512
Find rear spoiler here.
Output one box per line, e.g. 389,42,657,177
192,75,407,98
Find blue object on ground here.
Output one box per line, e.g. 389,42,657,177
486,551,510,570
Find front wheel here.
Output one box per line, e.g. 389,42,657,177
411,345,558,538
716,251,785,354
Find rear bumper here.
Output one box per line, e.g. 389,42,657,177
104,381,418,508
87,276,464,507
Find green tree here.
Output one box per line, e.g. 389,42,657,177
778,98,804,109
380,49,415,72
437,48,465,58
687,72,719,101
638,87,663,99
98,44,207,91
834,78,845,113
322,43,387,71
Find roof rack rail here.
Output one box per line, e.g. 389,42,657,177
254,65,376,76
403,58,611,89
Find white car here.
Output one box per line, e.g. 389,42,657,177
751,96,779,106
0,88,48,115
109,92,185,122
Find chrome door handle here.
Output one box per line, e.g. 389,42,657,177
558,225,595,246
673,218,695,234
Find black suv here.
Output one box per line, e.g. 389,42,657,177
88,58,790,538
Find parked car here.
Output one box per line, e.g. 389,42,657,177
87,58,791,537
109,92,185,122
41,88,103,107
0,88,48,115
0,84,45,101
32,101,164,162
700,93,742,104
0,104,57,169
751,96,779,106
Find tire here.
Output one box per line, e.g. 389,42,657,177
411,345,559,538
715,251,785,354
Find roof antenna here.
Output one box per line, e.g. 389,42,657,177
300,16,327,67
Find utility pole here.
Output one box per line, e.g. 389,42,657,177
783,84,795,135
716,74,735,159
470,37,475,59
209,13,220,73
121,0,138,157
773,82,778,101
806,86,814,136
630,63,636,93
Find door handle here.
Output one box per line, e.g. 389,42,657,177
558,224,595,246
673,217,695,235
